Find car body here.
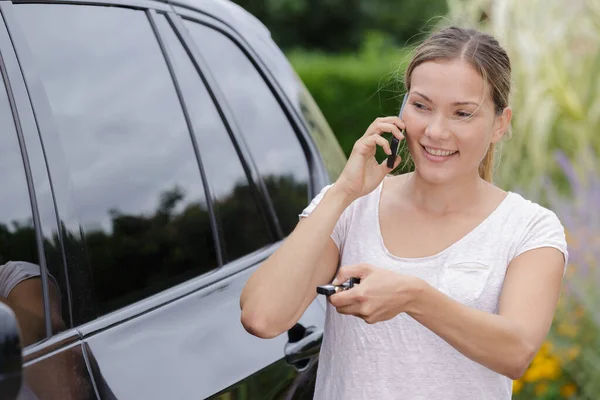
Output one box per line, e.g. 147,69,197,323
0,0,346,398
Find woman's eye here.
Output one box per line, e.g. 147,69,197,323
413,102,427,110
456,111,473,118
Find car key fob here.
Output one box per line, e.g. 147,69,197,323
317,277,360,296
386,93,408,169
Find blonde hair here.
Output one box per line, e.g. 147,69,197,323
403,26,511,182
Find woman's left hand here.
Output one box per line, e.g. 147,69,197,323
329,263,424,324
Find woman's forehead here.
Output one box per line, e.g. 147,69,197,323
410,59,489,105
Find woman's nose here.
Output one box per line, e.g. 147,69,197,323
424,113,451,141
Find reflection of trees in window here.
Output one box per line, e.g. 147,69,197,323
0,220,38,265
0,175,309,315
263,175,309,238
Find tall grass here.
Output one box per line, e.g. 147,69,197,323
446,0,600,193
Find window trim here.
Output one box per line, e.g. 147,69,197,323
155,10,281,256
11,0,172,12
147,9,225,267
0,2,54,338
173,6,329,199
168,12,286,241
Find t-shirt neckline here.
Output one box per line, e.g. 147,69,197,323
374,180,513,262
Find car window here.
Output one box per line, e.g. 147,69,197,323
183,20,310,237
0,67,53,347
14,4,219,316
295,79,347,182
154,15,271,263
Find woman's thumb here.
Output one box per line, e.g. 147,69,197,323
332,264,370,285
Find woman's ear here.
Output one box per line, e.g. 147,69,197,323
491,106,512,143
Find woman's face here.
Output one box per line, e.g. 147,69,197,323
403,58,511,184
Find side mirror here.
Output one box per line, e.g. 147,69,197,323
0,302,22,400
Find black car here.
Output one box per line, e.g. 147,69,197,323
0,0,347,398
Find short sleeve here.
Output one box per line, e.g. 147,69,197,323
299,184,349,252
514,207,569,271
0,261,60,298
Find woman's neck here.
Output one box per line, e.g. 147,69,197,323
402,170,489,216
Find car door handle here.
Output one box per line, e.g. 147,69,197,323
284,325,323,368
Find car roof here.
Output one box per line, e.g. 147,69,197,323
164,0,271,40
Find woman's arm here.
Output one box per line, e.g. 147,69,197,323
4,276,66,346
240,185,352,339
409,247,564,379
241,115,404,339
330,246,565,379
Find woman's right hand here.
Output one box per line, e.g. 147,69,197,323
334,116,405,200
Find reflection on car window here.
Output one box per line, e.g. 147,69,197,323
155,15,271,262
184,21,310,237
15,4,218,316
0,69,57,349
296,79,347,182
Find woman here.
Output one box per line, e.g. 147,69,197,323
240,26,568,399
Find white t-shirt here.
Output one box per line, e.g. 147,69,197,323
0,261,44,298
299,179,568,400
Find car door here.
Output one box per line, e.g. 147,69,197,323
5,1,325,399
154,11,326,399
0,4,98,399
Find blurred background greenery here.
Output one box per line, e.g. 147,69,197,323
232,0,600,399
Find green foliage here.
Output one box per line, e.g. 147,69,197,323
232,0,365,52
361,0,449,47
232,0,448,52
289,32,413,169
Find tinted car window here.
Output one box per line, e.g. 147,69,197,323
184,21,310,237
0,69,55,347
15,4,218,315
155,15,271,262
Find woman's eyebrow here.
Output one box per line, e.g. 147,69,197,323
411,91,480,107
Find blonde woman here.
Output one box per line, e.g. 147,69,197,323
241,26,568,399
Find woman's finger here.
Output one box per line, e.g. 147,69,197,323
364,117,405,136
369,135,392,155
353,134,392,156
366,121,404,141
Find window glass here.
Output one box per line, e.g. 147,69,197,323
296,79,347,181
0,69,56,347
15,4,218,315
155,15,271,262
184,21,310,236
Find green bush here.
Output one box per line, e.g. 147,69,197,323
289,32,413,167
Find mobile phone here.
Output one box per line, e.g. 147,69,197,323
316,278,360,296
386,93,409,169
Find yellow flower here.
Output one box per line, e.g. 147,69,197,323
535,382,548,396
560,383,577,398
523,366,542,383
539,358,561,380
512,379,524,394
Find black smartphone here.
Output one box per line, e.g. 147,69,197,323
316,278,360,296
386,93,409,169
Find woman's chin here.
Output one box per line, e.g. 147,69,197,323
413,164,457,185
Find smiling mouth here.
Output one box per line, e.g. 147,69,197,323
423,146,458,157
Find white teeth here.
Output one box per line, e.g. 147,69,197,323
425,147,457,157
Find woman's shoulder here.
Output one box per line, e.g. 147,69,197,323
500,191,565,236
0,261,42,298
